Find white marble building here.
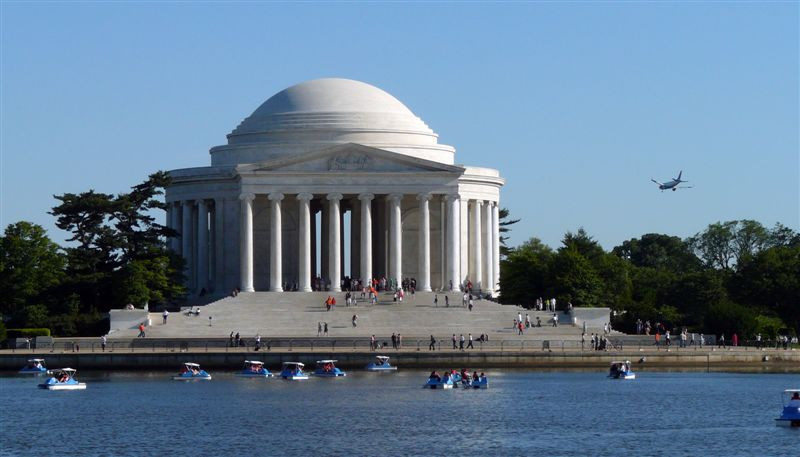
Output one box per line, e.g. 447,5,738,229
165,78,504,296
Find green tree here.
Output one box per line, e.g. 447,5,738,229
0,222,65,316
552,247,602,306
498,207,520,258
688,221,737,270
499,238,553,306
561,228,605,263
732,244,800,335
613,233,700,273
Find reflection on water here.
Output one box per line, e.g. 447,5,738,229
1,371,797,456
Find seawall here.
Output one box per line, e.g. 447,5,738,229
2,348,799,371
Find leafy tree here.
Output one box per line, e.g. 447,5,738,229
704,300,757,337
613,233,700,273
688,221,737,270
561,228,604,263
552,247,602,306
0,222,65,316
499,238,553,306
594,253,632,309
498,207,520,258
732,244,800,335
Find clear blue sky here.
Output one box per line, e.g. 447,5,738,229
1,2,798,250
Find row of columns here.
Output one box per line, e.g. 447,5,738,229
236,192,499,295
168,198,226,295
168,192,500,296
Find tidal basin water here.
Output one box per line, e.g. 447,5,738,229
1,370,797,456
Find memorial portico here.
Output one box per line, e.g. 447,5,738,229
165,78,504,297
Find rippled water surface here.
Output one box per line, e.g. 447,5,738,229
1,370,798,456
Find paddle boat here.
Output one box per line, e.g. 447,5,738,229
38,368,86,390
236,360,273,378
279,362,308,380
314,360,346,377
172,362,212,381
471,373,489,389
19,358,47,375
776,389,800,427
424,371,454,389
609,361,636,380
366,355,398,372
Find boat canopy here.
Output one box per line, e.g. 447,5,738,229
282,362,304,368
245,360,263,365
184,362,200,368
376,356,390,362
783,389,800,393
28,359,45,363
316,360,337,364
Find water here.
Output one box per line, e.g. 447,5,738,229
1,370,797,456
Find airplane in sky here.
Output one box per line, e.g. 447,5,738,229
651,170,693,191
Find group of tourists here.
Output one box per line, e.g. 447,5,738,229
369,333,404,351
533,297,560,312
428,369,487,385
585,333,611,351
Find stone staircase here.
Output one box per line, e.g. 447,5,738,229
109,291,605,340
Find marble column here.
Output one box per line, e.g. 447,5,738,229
358,193,373,287
417,193,432,292
482,200,493,293
196,199,209,293
471,199,483,290
492,202,500,296
239,193,255,292
327,193,343,292
181,201,194,289
297,193,313,292
170,202,181,253
388,194,403,287
214,198,225,293
268,192,284,292
445,194,460,291
310,206,317,283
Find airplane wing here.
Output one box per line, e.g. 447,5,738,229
651,179,664,186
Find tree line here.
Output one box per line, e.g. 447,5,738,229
500,221,799,338
0,172,184,337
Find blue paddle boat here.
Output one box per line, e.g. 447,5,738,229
366,355,398,372
609,361,635,380
172,362,212,381
424,371,454,389
236,360,273,378
470,373,489,389
38,368,86,390
776,389,800,427
314,360,346,377
19,358,47,375
280,362,308,380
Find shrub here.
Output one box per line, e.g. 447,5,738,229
6,328,51,338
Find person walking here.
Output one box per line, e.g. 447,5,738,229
323,322,329,336
352,314,358,327
445,295,449,307
459,334,465,351
391,333,397,349
452,334,457,350
137,323,146,338
162,309,169,325
434,295,438,307
467,333,474,349
429,335,436,350
101,335,107,352
370,335,376,351
581,332,586,351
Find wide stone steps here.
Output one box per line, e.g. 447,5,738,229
111,291,598,340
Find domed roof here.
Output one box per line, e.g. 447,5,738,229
249,78,415,117
227,78,434,140
212,78,456,166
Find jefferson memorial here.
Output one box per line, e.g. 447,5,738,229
165,78,504,297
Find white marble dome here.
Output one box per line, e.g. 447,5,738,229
210,78,456,166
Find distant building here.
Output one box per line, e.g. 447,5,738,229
166,78,503,296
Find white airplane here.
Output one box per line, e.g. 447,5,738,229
651,170,693,191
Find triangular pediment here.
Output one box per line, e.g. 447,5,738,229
237,143,464,174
